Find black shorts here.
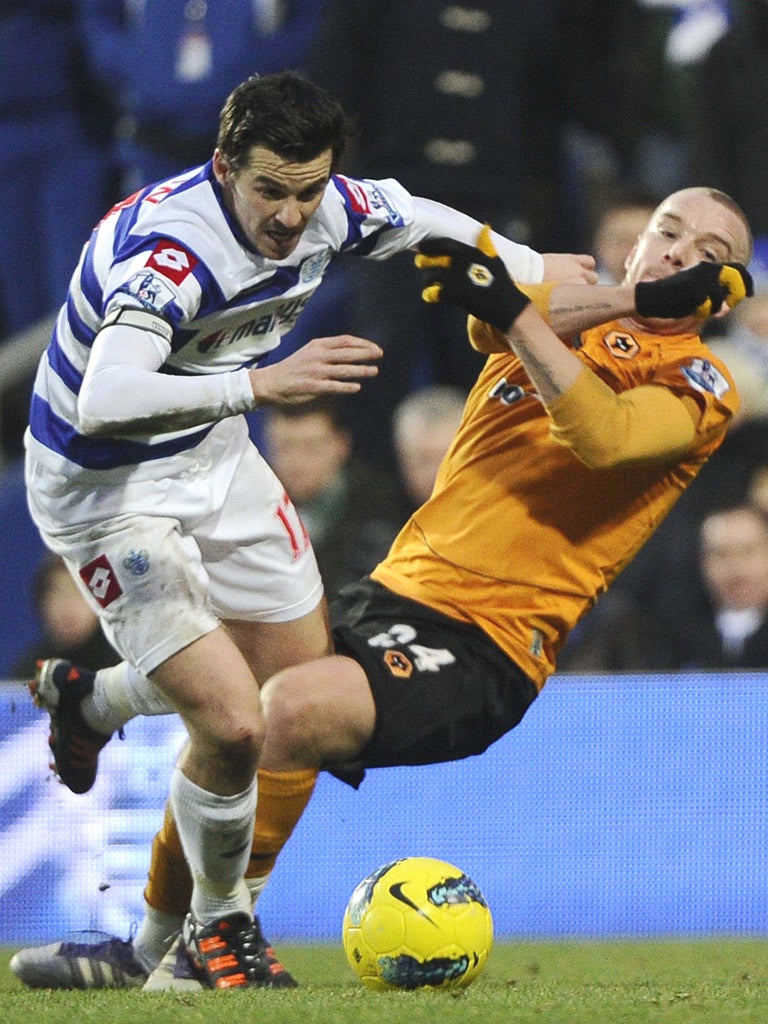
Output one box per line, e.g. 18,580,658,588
328,578,538,787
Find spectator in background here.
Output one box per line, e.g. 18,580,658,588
555,1,692,242
262,397,402,600
79,0,325,190
0,2,117,337
12,554,119,679
0,460,48,677
592,190,659,284
301,0,568,469
656,504,768,669
391,385,467,513
0,4,118,549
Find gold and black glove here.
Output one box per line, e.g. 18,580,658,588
635,261,753,319
415,225,531,333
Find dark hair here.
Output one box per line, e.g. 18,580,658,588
267,395,350,432
217,71,348,173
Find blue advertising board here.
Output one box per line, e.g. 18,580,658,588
1,672,767,944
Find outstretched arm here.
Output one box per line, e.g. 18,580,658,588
416,224,752,354
432,227,754,352
414,228,752,467
411,197,596,285
467,281,637,352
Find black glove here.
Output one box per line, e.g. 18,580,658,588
415,225,531,332
634,261,753,319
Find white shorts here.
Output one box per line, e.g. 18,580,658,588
26,420,323,674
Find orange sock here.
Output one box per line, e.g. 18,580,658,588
143,767,318,914
144,801,191,916
247,767,318,881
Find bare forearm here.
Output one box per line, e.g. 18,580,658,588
546,284,635,338
506,304,585,405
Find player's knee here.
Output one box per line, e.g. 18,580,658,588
212,731,264,779
261,667,324,756
191,707,265,775
261,662,373,767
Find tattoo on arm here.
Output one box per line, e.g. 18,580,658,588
517,350,563,404
549,299,617,317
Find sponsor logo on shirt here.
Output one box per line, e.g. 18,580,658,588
79,554,123,609
196,295,312,352
146,241,199,285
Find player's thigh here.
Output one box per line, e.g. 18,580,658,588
151,625,264,743
225,599,332,685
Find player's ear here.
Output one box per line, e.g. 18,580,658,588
624,240,639,276
212,150,232,186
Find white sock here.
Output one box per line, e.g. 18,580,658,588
134,873,269,971
133,902,184,972
246,871,271,911
170,766,257,925
80,662,174,734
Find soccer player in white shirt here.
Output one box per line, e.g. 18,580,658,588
23,70,594,989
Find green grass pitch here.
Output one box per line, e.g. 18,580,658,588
2,939,768,1024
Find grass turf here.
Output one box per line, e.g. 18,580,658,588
2,939,768,1024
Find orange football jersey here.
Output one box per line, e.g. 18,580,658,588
372,319,738,689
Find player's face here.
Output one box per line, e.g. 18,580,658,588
622,189,749,288
213,146,333,260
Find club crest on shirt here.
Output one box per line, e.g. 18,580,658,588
122,548,151,576
603,330,640,359
299,249,332,284
682,357,730,398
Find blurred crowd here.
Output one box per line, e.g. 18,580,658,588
2,0,768,675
